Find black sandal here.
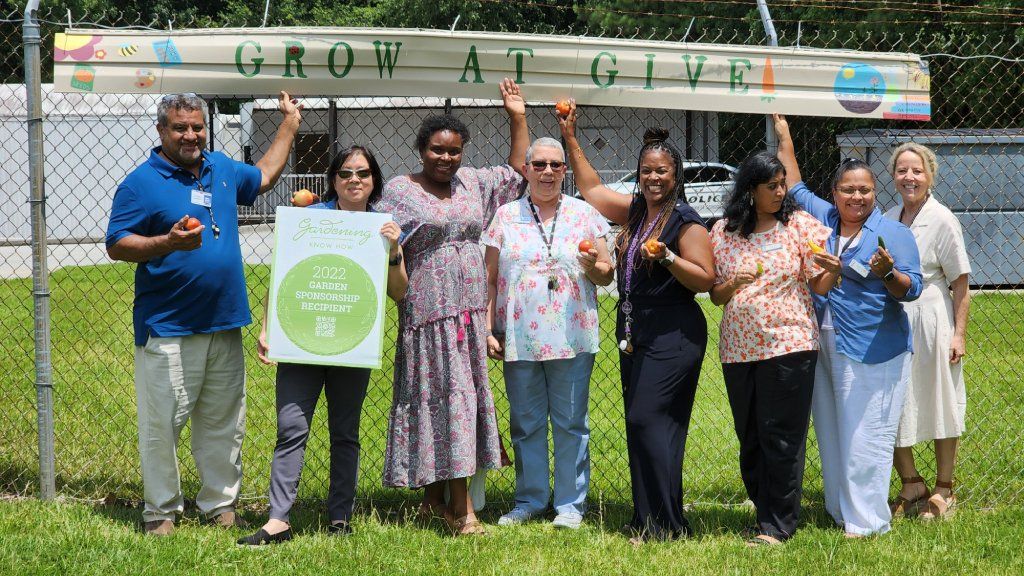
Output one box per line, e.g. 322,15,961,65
236,527,293,546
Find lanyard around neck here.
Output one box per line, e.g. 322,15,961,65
834,223,863,258
527,196,561,260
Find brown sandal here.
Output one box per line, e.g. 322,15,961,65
921,480,957,521
889,475,930,517
416,502,448,524
449,514,486,536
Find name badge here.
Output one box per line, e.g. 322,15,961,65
849,259,870,278
191,189,212,208
762,242,783,253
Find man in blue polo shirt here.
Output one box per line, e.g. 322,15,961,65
106,91,301,536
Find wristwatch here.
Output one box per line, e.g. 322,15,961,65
389,252,403,266
657,251,676,267
883,269,896,282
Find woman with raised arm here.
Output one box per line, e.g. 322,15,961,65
709,151,836,546
560,102,715,542
373,79,529,536
773,113,923,537
884,143,971,521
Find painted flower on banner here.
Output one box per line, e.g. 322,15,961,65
54,34,101,61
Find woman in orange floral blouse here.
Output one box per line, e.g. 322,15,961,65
709,151,837,546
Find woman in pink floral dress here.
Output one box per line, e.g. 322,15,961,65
373,79,528,535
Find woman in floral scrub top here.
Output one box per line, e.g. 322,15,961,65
709,151,835,546
373,79,529,535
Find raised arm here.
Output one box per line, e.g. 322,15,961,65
559,101,632,225
773,113,802,187
254,91,302,194
500,78,529,176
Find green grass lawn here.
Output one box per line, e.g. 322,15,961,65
1,497,1022,575
1,263,1023,515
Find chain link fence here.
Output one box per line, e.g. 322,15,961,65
2,8,1022,514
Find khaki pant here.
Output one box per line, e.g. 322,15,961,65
134,329,246,522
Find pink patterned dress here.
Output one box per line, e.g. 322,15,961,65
374,166,523,488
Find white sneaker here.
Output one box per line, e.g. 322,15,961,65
551,512,584,529
498,507,538,526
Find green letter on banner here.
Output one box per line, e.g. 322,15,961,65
591,51,618,88
283,41,307,78
328,41,354,78
681,55,707,92
644,53,655,90
235,40,263,78
373,40,403,79
506,47,534,83
729,58,751,94
459,45,485,84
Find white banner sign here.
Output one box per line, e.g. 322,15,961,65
267,207,390,368
53,27,930,120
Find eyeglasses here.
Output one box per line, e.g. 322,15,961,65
529,160,566,171
836,187,875,196
336,168,373,180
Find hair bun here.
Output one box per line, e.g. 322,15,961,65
643,127,670,146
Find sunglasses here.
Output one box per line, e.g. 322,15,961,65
336,168,373,180
161,92,198,102
529,160,566,171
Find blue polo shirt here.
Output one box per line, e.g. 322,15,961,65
790,181,922,364
106,148,262,346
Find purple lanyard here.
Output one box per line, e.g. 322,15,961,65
619,216,661,349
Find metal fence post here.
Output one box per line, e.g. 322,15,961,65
757,0,779,152
23,0,56,500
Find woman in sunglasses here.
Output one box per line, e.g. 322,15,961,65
559,103,716,543
773,114,923,537
482,137,613,530
373,79,529,536
239,145,408,546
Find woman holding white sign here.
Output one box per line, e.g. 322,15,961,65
374,79,529,536
559,102,716,543
238,145,408,546
483,137,614,530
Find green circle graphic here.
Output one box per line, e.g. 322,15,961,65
276,253,378,356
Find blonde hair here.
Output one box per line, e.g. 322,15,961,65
889,142,939,187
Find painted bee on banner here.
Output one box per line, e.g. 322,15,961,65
118,44,138,57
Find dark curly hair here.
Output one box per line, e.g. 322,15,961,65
414,114,471,153
614,127,687,259
323,145,385,207
723,151,797,238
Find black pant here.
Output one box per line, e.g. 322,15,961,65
723,350,817,540
268,363,370,523
619,302,707,540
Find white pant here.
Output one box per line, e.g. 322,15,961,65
134,329,246,522
812,329,910,535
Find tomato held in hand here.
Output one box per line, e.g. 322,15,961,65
185,217,201,231
578,239,594,254
292,188,316,207
644,239,661,254
555,99,571,117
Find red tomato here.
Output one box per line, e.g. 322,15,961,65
185,217,201,231
555,100,571,117
578,239,594,254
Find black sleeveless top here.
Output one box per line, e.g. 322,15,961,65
617,198,706,304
